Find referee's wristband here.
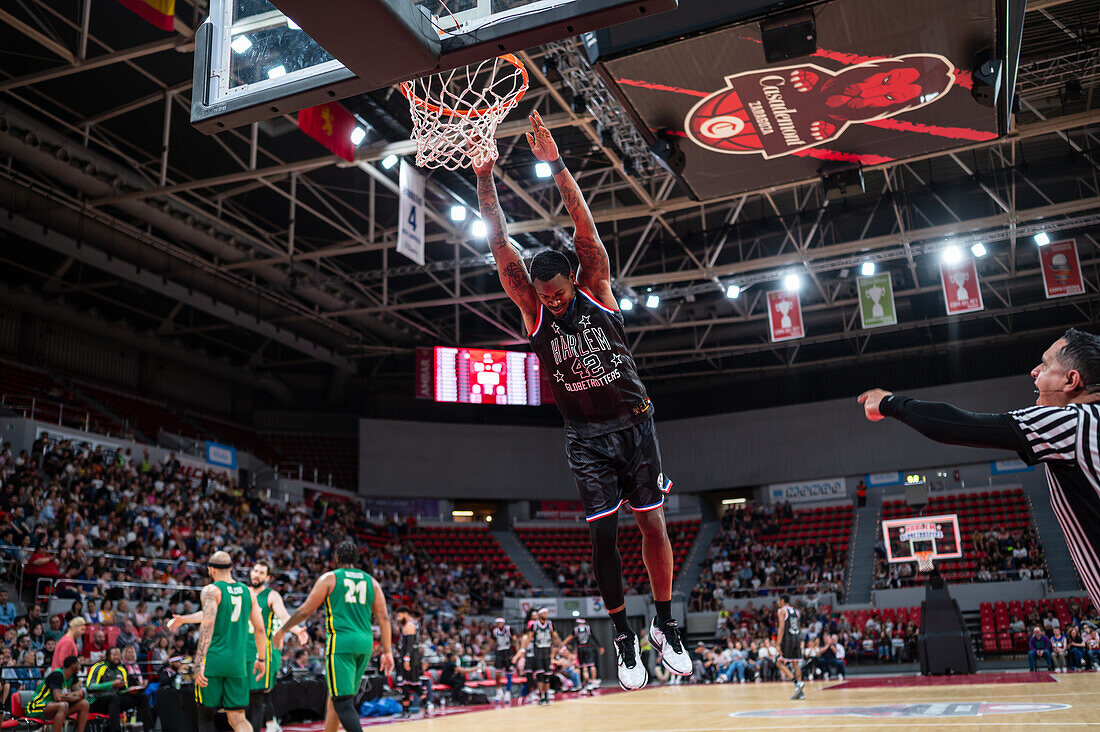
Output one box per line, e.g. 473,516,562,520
548,158,566,175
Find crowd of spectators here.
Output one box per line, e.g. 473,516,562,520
689,503,846,610
873,526,1046,589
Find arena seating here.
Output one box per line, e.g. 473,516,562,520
265,433,358,490
74,381,198,441
879,489,1040,584
978,596,1094,655
770,504,852,552
842,606,921,632
0,360,110,432
408,526,528,585
515,519,700,595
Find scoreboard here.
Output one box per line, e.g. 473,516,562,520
415,347,552,406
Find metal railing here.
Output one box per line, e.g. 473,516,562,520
1,393,92,432
872,567,1051,589
273,462,334,486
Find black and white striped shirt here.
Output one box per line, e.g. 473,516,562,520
1009,405,1100,607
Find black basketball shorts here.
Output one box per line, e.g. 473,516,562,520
532,648,553,678
566,418,673,523
780,638,803,663
577,647,596,668
493,650,514,671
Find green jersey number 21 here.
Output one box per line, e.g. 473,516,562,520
343,579,368,604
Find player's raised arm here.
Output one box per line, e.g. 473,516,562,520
472,156,539,332
527,111,614,307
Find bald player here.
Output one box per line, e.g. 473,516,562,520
192,551,267,732
273,541,393,732
169,561,309,732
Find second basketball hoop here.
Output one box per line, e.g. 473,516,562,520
399,53,529,170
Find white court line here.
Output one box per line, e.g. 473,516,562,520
655,725,1100,731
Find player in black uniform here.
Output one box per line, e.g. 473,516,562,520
475,111,690,692
393,608,424,718
775,595,805,700
518,608,561,705
490,618,516,703
561,618,603,693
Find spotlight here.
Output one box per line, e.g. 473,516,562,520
941,245,962,264
450,205,467,222
619,297,634,311
381,154,398,169
1035,232,1050,246
534,162,552,178
349,126,366,146
860,261,876,277
726,284,741,299
970,242,987,258
645,293,660,309
471,219,486,237
571,92,587,114
230,35,253,54
784,273,802,291
266,65,287,79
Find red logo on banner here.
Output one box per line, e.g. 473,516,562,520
939,259,983,315
767,290,804,342
1040,239,1085,298
297,103,356,162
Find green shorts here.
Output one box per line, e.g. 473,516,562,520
195,675,249,710
25,706,48,720
250,642,281,693
325,653,369,698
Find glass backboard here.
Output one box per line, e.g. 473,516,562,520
882,513,963,564
191,0,676,132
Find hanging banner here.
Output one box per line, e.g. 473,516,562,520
857,273,897,328
1040,239,1085,299
296,103,356,162
940,259,984,315
116,0,175,31
397,161,426,265
767,290,804,342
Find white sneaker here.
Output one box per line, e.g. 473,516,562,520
649,617,692,676
503,691,511,702
614,632,649,690
266,721,281,732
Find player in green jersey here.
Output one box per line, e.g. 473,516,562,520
169,560,309,732
24,655,90,732
192,551,267,732
274,541,393,732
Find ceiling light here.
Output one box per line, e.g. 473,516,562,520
381,154,398,170
452,510,474,517
861,261,876,277
726,284,741,299
471,219,486,237
619,297,634,311
970,242,987,258
534,162,552,178
230,35,253,54
941,245,962,264
349,126,366,146
450,205,467,222
784,273,802,291
266,65,287,80
645,294,660,309
1035,232,1050,246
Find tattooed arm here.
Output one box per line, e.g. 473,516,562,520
526,111,616,309
192,583,220,688
472,156,540,333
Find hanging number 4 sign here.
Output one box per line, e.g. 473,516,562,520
397,161,426,265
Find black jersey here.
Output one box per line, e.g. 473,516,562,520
492,625,512,651
528,288,653,438
781,606,801,639
532,619,554,649
572,623,593,647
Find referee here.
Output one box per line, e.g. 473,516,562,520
859,328,1100,608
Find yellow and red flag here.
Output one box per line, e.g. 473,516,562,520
297,102,357,162
117,0,175,31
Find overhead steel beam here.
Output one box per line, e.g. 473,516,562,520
81,80,191,128
0,8,75,63
0,209,355,370
0,38,184,93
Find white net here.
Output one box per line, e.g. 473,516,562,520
916,551,935,573
400,54,529,170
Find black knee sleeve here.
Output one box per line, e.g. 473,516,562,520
331,696,361,732
588,514,625,610
248,692,268,731
196,705,217,732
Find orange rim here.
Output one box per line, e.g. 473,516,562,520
399,53,528,119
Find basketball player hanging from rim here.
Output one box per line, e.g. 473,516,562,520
474,111,692,690
774,595,805,701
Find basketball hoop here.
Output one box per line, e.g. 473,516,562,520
915,550,935,573
399,54,529,170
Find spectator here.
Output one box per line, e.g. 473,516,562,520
64,601,83,625
1050,628,1069,672
16,650,42,690
120,646,143,686
99,600,115,626
156,656,185,690
1067,626,1088,671
0,589,16,625
115,621,137,650
1028,626,1054,672
147,637,170,665
132,603,150,628
52,617,84,670
44,615,64,644
83,629,109,663
84,601,102,626
856,480,867,507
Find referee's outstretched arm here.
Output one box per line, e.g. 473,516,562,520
858,390,1026,453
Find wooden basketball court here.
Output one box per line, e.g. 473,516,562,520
307,672,1100,731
